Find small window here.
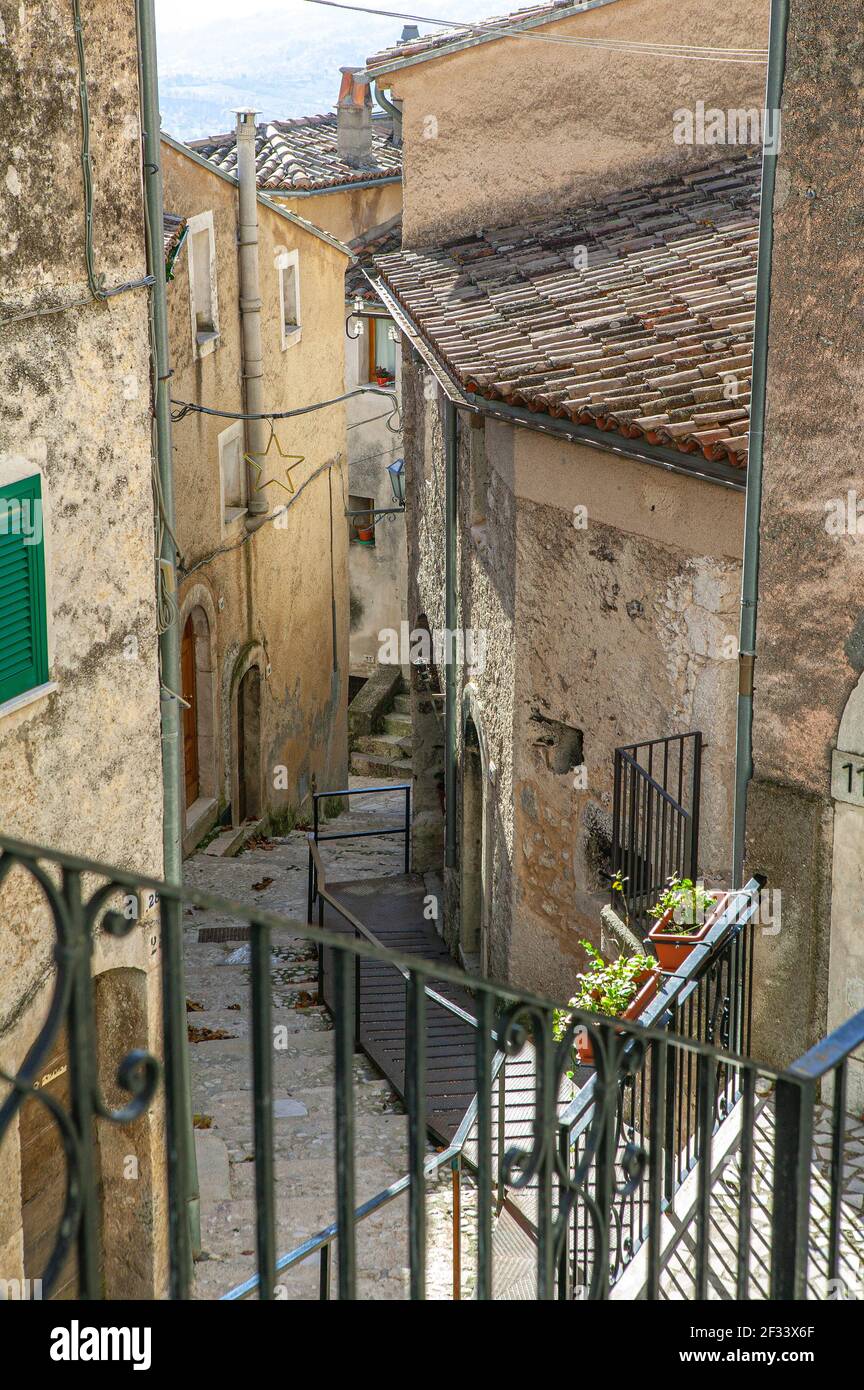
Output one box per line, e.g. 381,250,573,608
349,494,375,546
0,475,49,707
368,316,397,385
277,250,301,349
219,423,246,524
187,211,219,355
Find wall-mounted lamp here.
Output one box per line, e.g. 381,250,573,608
345,457,406,526
346,295,365,339
387,457,405,507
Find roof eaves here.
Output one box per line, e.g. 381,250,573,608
160,132,354,260
368,270,745,492
359,0,624,82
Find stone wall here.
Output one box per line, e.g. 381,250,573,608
745,0,864,1100
0,0,166,1295
404,352,745,999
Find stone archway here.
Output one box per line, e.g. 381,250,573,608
237,665,263,824
827,674,864,1111
178,586,219,825
460,686,495,973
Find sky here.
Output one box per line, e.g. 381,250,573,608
154,0,490,138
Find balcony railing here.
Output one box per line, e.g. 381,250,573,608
611,732,702,928
1,831,862,1301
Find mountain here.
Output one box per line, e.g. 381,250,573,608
155,0,488,138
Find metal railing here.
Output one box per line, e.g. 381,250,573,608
2,831,863,1301
306,782,411,927
611,732,702,927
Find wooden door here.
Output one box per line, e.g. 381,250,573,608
182,616,199,806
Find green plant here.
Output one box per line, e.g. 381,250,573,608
553,939,656,1041
610,870,629,925
649,876,718,933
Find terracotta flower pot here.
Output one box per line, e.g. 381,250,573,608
575,967,661,1067
355,524,374,543
648,891,730,972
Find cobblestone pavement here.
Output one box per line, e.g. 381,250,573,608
184,778,466,1300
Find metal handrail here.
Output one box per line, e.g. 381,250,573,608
559,877,765,1134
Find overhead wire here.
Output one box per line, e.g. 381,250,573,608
302,0,769,63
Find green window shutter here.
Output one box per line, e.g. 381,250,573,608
0,474,49,706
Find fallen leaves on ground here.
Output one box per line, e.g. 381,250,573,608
193,1114,213,1129
251,877,274,892
188,1026,238,1043
293,991,318,1009
226,1002,241,1011
186,998,204,1012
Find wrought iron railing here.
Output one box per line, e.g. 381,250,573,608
611,732,702,928
2,832,863,1301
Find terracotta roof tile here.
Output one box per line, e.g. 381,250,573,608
374,154,760,468
188,115,401,194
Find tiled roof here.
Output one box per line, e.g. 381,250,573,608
365,1,604,74
373,156,760,469
188,115,401,193
346,216,402,302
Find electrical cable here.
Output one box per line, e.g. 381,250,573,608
303,0,769,63
179,459,338,578
170,384,400,426
1,2,156,331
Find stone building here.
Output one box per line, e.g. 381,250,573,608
742,0,864,1108
188,70,408,690
364,0,770,995
344,216,408,681
0,0,167,1296
161,132,354,849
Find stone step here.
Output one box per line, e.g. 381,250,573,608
392,694,411,716
382,712,412,737
350,751,413,779
354,731,412,759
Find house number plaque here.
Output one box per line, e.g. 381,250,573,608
831,749,864,805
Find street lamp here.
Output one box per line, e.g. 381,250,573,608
387,457,405,508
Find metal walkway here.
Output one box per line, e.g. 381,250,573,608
320,872,481,1145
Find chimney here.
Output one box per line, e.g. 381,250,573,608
400,24,420,42
336,67,375,168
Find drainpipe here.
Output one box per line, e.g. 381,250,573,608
372,82,402,147
236,110,269,518
445,398,457,869
731,0,791,887
136,0,201,1256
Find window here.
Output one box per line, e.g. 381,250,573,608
0,474,49,707
276,250,301,349
368,316,397,385
348,494,375,546
219,423,246,525
187,211,219,356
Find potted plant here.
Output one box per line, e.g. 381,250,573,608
647,876,730,971
554,939,661,1068
353,515,375,544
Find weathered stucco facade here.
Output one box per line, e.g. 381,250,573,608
344,303,407,676
375,0,769,246
743,0,864,1105
273,180,402,249
405,366,743,997
0,0,166,1295
163,139,352,843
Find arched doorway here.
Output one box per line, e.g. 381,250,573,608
460,716,485,965
181,615,199,807
237,665,262,823
827,674,864,1111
